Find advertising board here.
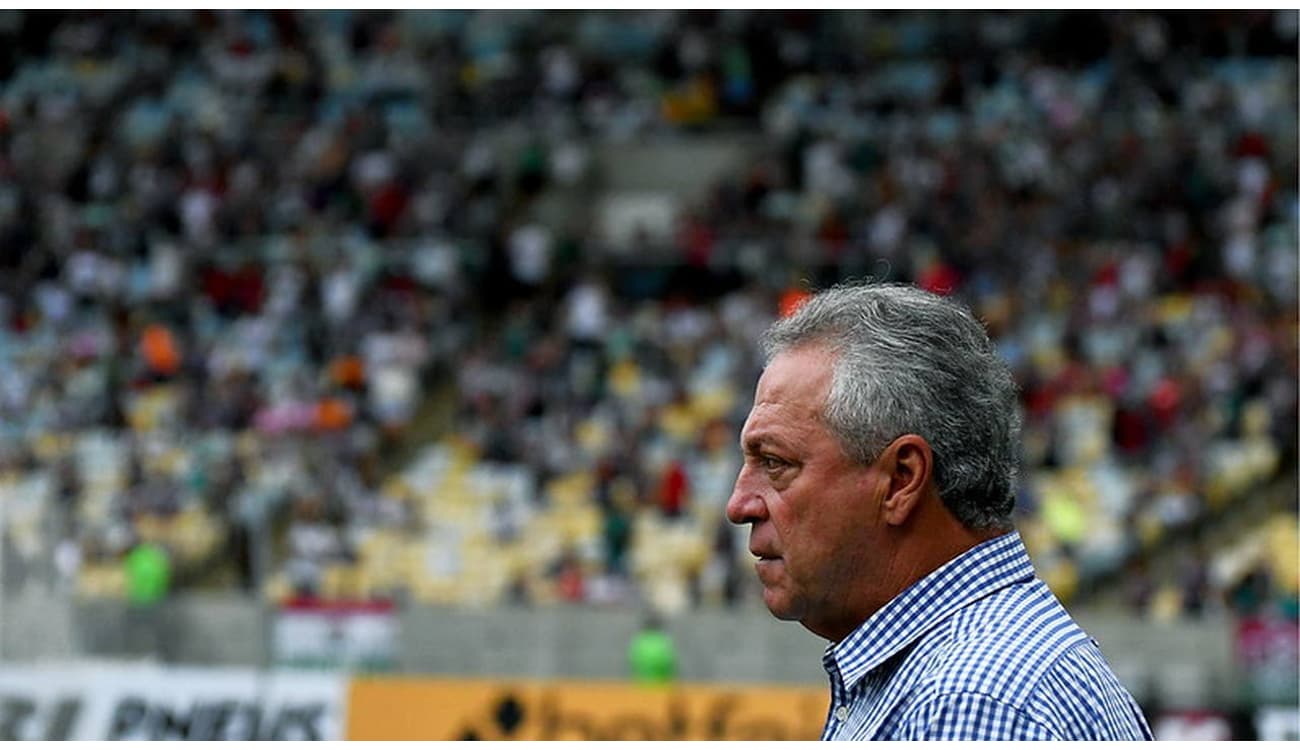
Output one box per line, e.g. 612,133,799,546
0,664,345,741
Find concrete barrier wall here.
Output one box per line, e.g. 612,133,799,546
0,591,1238,708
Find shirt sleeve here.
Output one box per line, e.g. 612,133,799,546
895,692,1063,741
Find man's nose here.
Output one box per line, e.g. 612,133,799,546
725,466,767,526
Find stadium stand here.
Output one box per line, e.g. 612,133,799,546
0,9,1294,640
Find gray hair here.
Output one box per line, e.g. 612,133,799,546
760,282,1021,531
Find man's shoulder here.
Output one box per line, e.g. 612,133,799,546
891,577,1150,739
916,577,1094,705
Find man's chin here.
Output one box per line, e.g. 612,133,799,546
762,588,801,621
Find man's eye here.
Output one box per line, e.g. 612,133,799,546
761,456,785,471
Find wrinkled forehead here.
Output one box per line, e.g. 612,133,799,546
748,346,836,429
740,352,841,459
755,346,835,402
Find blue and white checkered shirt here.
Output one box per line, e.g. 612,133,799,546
820,531,1153,740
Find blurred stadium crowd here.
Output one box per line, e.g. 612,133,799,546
0,11,1295,623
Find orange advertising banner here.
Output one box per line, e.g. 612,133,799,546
346,677,829,740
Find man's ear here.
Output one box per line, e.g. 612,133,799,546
878,434,934,527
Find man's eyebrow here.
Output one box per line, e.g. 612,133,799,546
742,433,793,454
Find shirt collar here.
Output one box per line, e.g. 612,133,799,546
825,530,1036,690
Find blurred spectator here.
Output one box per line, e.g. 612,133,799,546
628,612,677,684
123,538,174,660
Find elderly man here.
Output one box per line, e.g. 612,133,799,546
726,283,1152,740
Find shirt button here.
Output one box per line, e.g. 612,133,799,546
835,706,849,721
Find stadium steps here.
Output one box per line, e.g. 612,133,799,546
591,134,762,248
375,379,459,480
